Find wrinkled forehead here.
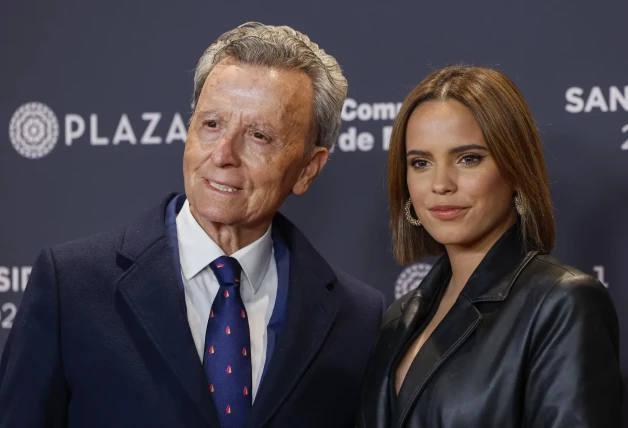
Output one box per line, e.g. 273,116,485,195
198,59,314,127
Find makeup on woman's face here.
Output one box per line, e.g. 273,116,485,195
405,99,516,251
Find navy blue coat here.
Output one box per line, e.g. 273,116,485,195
0,195,384,428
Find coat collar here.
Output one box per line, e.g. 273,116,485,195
115,193,177,263
388,223,538,428
462,222,531,302
114,194,222,426
359,222,539,428
414,222,534,305
271,211,337,286
115,194,339,428
116,194,338,288
245,211,339,428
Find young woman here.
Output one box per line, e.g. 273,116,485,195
357,65,622,428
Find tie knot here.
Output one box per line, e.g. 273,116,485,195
209,256,242,287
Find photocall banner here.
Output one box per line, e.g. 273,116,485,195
1,0,626,414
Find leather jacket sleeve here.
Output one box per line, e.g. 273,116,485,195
523,274,622,427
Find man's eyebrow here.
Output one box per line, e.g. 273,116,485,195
249,121,278,136
195,109,220,121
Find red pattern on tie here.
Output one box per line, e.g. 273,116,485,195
204,256,251,427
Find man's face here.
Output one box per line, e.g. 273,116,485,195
184,58,327,230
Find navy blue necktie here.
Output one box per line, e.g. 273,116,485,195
204,256,252,427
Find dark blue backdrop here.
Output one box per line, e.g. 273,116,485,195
1,0,627,419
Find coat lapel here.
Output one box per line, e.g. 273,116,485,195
357,256,450,427
246,214,339,428
389,256,451,374
114,195,220,427
391,296,481,428
390,222,535,428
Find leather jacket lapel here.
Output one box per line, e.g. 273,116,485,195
391,296,481,428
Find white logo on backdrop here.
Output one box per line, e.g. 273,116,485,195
331,98,401,153
9,102,59,159
0,266,31,330
564,85,628,150
394,262,433,299
8,102,188,160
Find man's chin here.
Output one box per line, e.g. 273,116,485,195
190,204,241,227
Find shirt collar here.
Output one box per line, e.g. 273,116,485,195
176,199,273,294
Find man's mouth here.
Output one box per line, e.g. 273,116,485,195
208,180,239,193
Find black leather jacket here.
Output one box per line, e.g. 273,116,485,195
357,225,622,428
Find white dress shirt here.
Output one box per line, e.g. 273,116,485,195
176,200,278,401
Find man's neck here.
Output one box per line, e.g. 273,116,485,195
190,210,272,255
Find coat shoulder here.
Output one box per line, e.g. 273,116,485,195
332,268,385,318
47,197,170,273
525,255,614,314
50,227,123,265
514,254,617,336
523,254,607,295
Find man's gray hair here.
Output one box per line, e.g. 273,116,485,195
192,22,348,151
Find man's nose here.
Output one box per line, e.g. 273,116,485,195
211,130,241,168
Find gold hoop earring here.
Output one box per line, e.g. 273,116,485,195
404,198,422,226
514,191,527,216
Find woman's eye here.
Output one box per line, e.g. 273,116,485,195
459,154,483,165
410,159,430,169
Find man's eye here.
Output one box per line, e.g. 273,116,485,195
205,120,217,128
253,132,267,141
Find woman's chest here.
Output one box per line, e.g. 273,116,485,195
392,301,535,428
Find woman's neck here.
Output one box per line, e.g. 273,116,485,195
445,247,488,295
444,215,517,295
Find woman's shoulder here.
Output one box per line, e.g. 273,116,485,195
519,254,615,322
523,254,606,293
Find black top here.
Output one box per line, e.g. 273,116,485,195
358,223,622,428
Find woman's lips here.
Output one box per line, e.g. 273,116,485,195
428,206,468,220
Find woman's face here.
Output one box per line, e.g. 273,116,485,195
405,99,517,252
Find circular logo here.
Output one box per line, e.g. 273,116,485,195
394,262,433,299
9,102,59,159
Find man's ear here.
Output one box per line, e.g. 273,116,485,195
292,147,329,195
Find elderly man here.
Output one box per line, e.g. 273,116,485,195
0,23,384,428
